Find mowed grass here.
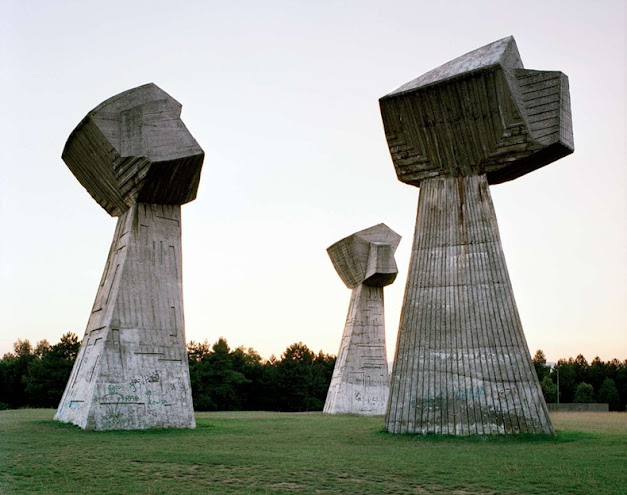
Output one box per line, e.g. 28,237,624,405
0,410,625,494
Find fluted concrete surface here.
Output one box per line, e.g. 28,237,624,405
381,36,572,435
385,175,553,434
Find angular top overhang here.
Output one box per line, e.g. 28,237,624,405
62,83,205,216
327,223,401,289
380,36,574,186
387,36,523,96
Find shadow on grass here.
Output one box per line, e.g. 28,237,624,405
34,419,212,436
35,416,597,444
375,428,597,443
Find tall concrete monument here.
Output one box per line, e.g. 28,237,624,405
54,83,203,430
324,224,401,415
380,37,573,434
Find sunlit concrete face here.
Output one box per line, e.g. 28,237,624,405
381,37,574,435
54,84,203,430
324,224,401,415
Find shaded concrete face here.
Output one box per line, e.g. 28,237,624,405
324,224,400,415
380,36,573,186
327,223,401,289
381,37,572,435
55,84,200,430
62,83,204,217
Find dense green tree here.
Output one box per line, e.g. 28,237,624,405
310,350,336,406
186,339,334,412
0,339,36,408
0,360,11,409
208,338,251,410
574,382,595,403
605,358,620,380
540,375,557,403
597,378,620,411
615,360,627,411
532,349,550,382
23,332,79,408
187,338,250,411
34,340,52,357
275,342,317,411
187,339,214,410
269,343,334,412
228,345,265,410
187,340,217,411
572,354,590,385
258,356,280,410
187,340,212,362
588,357,607,393
554,359,577,403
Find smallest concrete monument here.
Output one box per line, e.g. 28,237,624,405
324,224,401,415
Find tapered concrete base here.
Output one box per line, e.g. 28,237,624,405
324,284,389,415
385,175,553,434
54,204,195,430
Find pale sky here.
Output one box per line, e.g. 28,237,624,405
1,0,625,364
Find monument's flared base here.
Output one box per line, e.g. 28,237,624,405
324,284,389,415
385,175,553,435
54,204,195,430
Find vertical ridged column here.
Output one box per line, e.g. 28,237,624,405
324,284,389,415
55,203,195,430
385,175,553,435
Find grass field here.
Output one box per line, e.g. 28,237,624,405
0,410,625,494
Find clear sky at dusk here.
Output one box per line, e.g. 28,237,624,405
1,0,625,364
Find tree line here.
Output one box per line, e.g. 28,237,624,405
0,333,335,412
186,338,335,411
532,350,626,411
1,334,625,412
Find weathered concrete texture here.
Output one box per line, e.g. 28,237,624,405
55,84,201,430
327,224,401,289
55,204,195,429
380,36,573,186
386,176,552,434
62,83,204,217
324,224,400,415
381,37,573,435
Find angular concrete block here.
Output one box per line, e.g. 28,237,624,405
327,223,401,289
380,36,573,186
386,176,551,434
62,83,204,217
324,224,400,415
55,84,202,430
380,37,573,435
365,242,398,288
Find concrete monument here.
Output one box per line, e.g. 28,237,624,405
324,224,401,415
54,83,203,430
380,37,573,434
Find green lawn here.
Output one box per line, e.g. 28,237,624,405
0,410,625,494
